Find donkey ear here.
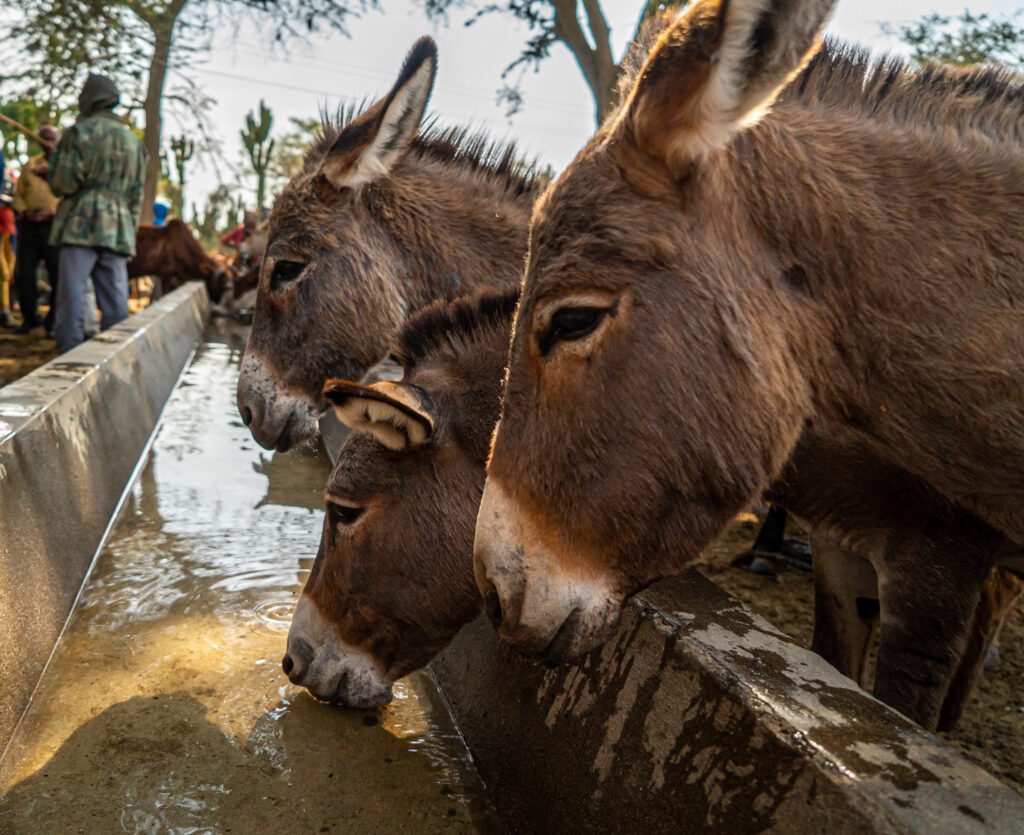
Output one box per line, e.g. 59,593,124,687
623,0,835,170
320,37,438,190
323,379,435,451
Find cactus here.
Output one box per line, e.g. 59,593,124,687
169,135,195,217
241,100,274,211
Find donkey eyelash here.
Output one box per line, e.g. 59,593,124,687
538,305,614,356
328,503,365,527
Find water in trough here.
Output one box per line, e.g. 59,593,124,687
0,320,489,832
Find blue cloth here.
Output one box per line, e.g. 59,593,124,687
152,201,169,226
55,245,128,352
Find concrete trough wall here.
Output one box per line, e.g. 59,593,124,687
0,283,209,751
432,571,1024,833
313,410,1024,830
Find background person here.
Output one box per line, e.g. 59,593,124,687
0,196,15,328
151,198,170,227
46,73,146,353
13,124,61,334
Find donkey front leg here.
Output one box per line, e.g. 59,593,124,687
938,567,1024,730
810,536,877,685
874,551,993,731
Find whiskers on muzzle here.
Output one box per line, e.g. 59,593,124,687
284,594,394,709
473,478,623,663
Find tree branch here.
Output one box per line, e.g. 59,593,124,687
551,0,599,91
580,0,613,72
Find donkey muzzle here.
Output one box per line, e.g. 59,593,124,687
474,478,622,662
285,594,393,708
237,350,319,451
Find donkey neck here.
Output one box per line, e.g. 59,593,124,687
376,162,536,310
733,106,1024,539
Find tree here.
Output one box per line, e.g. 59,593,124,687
242,101,274,211
192,184,234,249
0,99,64,164
267,116,320,193
3,0,369,222
169,134,195,217
886,9,1024,68
426,0,683,124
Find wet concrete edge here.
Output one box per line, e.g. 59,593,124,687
430,571,1024,834
0,283,210,754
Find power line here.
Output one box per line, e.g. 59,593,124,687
186,65,589,139
227,36,596,117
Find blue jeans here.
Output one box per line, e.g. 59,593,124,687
55,245,129,353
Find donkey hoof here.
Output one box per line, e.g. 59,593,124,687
731,551,778,577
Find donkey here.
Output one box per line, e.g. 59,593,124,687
236,37,540,452
280,289,1012,727
474,0,1024,730
282,289,518,706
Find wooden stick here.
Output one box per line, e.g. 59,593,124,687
0,113,53,148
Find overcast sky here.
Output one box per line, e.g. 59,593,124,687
174,0,1022,209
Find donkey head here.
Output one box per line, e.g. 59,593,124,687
237,38,439,451
284,290,515,707
474,0,834,662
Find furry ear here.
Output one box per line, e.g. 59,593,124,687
319,37,438,190
623,0,835,170
323,379,434,451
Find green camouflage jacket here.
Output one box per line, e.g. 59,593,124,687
48,112,147,256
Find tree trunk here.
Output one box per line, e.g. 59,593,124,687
140,0,187,224
552,0,623,124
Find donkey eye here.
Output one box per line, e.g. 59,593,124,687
270,260,306,291
539,306,610,356
328,503,364,527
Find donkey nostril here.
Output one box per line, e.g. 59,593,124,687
241,406,254,426
483,585,503,630
281,653,295,676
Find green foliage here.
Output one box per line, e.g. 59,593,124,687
268,116,320,192
241,100,275,210
192,184,235,249
169,134,195,216
886,9,1024,68
0,99,64,164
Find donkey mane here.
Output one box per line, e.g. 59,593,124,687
395,286,519,370
785,40,1024,140
307,102,541,196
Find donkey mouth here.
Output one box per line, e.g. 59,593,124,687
538,608,583,667
305,669,394,710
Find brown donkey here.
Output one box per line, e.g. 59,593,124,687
282,290,1013,726
236,37,540,451
475,0,1024,729
282,289,517,706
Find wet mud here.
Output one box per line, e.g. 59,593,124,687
0,320,487,833
696,517,1023,795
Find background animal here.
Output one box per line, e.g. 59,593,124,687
475,0,1024,731
129,219,231,302
236,37,539,452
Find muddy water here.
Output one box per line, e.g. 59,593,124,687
0,320,488,833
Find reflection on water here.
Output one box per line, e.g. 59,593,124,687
0,320,487,833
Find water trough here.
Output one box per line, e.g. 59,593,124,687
0,284,208,748
0,283,1021,832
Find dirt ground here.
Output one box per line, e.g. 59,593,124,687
695,517,1024,795
0,296,154,389
0,327,57,388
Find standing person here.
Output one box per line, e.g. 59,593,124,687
46,74,146,353
0,197,15,329
12,124,61,334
